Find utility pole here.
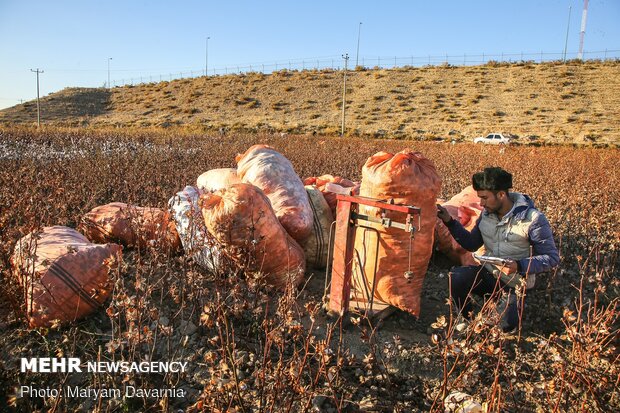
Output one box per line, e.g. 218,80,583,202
341,54,349,137
205,36,210,76
356,22,362,68
577,0,589,60
107,57,113,89
563,5,572,62
30,68,43,127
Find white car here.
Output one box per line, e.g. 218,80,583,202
473,133,511,145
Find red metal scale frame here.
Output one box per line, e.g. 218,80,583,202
327,194,421,316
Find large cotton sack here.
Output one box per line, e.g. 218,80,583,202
435,186,484,266
304,186,334,269
353,150,441,316
236,145,313,245
304,175,359,218
200,183,305,290
445,185,483,211
11,226,122,328
80,202,181,253
168,186,220,271
197,168,241,192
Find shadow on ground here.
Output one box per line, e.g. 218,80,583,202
0,88,112,124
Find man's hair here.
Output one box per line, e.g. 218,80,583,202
472,167,513,192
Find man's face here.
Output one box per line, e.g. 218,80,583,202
477,190,502,214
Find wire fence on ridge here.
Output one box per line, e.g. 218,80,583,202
110,49,619,88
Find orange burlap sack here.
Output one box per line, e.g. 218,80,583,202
80,202,181,252
11,226,122,328
200,183,305,290
303,174,360,218
236,145,313,245
197,168,241,192
435,186,484,266
353,150,441,316
444,185,483,216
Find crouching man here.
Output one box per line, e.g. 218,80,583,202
437,167,559,332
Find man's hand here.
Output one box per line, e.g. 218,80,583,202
437,204,452,224
499,259,518,275
472,254,519,275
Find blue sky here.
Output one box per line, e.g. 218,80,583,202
1,0,618,110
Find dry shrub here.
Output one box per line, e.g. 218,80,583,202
0,126,617,411
427,253,618,412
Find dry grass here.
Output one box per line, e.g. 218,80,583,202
1,60,619,146
0,127,618,411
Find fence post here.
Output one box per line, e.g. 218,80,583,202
540,51,543,63
463,53,466,65
378,56,381,67
482,52,484,64
604,49,608,60
262,64,265,72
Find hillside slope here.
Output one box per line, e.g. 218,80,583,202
1,60,619,146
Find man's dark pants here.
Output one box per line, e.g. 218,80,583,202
449,265,519,330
